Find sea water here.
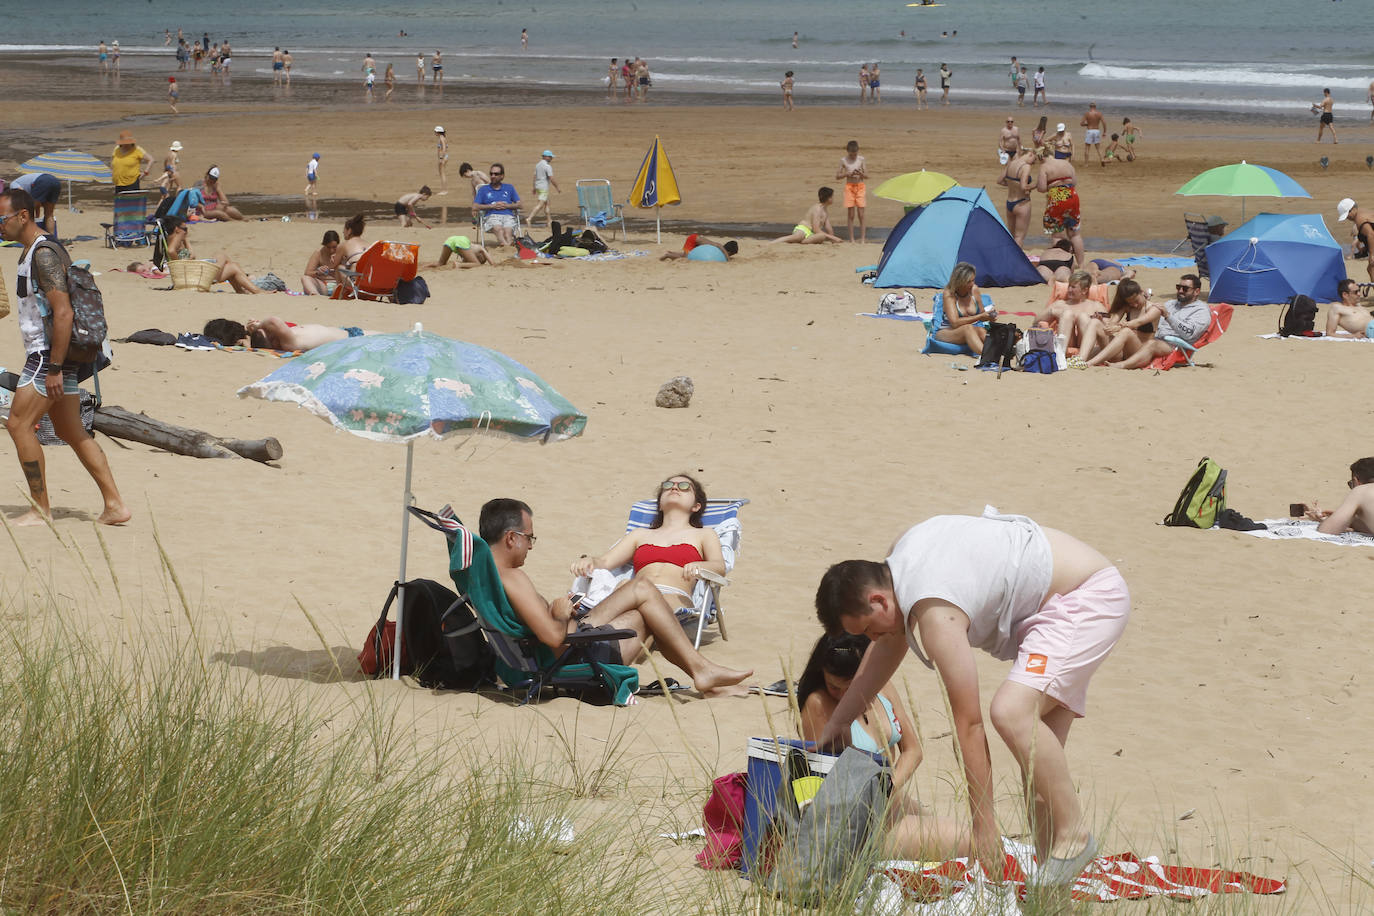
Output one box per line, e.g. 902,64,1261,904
2,0,1371,114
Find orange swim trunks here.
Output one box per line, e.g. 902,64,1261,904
844,182,867,209
683,232,700,252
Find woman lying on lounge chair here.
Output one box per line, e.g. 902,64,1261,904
797,632,970,861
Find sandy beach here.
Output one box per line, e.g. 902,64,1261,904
3,84,1372,910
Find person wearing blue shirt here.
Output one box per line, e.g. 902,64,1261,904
473,163,522,247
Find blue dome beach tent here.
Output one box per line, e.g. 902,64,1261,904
872,186,1043,289
1205,212,1345,305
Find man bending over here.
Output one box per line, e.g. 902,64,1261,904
481,498,752,697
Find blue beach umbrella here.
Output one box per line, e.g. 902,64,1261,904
19,150,114,211
238,324,587,679
1205,212,1346,304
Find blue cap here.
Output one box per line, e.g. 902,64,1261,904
312,153,320,159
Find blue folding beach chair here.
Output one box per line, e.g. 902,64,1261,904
573,498,748,648
101,190,155,248
576,179,626,241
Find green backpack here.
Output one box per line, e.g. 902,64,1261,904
1164,457,1227,528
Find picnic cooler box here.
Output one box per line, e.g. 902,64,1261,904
741,737,885,875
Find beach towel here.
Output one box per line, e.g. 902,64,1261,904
579,249,651,261
859,840,1286,913
214,343,302,358
1257,333,1372,343
1117,255,1196,269
1238,519,1374,547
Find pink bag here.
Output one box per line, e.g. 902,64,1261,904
696,772,747,869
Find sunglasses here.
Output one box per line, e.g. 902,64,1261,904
0,212,21,227
510,530,537,546
1176,284,1194,291
490,171,504,177
660,480,693,492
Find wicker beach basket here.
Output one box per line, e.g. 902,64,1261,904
169,259,218,292
0,263,10,319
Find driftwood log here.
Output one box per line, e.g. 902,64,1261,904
92,405,282,464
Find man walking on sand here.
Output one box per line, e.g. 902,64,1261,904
528,150,560,229
1314,88,1337,143
0,189,130,527
814,510,1128,886
999,117,1021,164
1080,102,1105,164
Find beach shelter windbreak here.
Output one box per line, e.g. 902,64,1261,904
628,135,681,242
872,187,1044,289
1205,212,1346,305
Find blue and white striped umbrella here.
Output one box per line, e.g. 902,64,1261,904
19,150,113,211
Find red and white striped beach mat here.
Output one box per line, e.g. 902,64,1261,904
867,849,1285,910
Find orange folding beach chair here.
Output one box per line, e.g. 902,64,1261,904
332,241,420,302
1150,303,1233,370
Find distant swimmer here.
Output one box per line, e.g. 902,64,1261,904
793,31,799,48
1033,66,1047,106
781,70,795,111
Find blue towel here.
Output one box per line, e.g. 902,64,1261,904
1117,256,1196,269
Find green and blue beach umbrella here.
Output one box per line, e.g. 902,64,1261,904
1176,160,1310,220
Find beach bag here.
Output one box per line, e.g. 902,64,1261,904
577,230,608,254
1278,294,1317,337
394,578,492,690
394,276,430,304
1021,349,1057,374
1163,457,1228,528
1026,326,1056,352
697,772,748,870
35,239,108,363
877,291,917,315
976,321,1019,369
766,748,891,905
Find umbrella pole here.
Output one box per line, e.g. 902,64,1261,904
656,209,661,244
67,180,76,213
392,440,416,680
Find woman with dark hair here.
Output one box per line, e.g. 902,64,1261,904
570,473,723,615
301,229,340,294
331,214,368,272
797,632,969,860
1081,279,1161,367
199,166,245,221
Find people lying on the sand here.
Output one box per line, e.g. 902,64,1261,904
1337,198,1374,282
797,632,970,861
1106,273,1210,369
1326,278,1374,337
123,260,168,279
1080,280,1162,367
1033,239,1076,283
163,218,261,294
771,186,843,244
484,491,752,698
474,164,522,246
199,166,245,221
424,235,493,268
202,317,369,351
1303,457,1374,534
395,186,433,229
1036,270,1096,352
301,230,339,294
660,235,740,260
934,261,996,355
1084,257,1135,284
330,213,368,271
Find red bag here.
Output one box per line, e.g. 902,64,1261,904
696,772,747,869
358,585,411,677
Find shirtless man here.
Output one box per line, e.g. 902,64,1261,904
1314,88,1336,144
999,117,1021,163
1080,102,1106,164
202,317,370,352
1303,457,1374,535
1037,152,1084,266
1325,278,1373,337
482,498,752,698
836,140,868,243
272,47,284,85
1035,270,1098,351
635,58,651,102
1337,197,1374,281
432,49,443,84
773,186,842,244
395,187,433,228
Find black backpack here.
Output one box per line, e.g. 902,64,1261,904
394,276,430,304
1278,294,1317,337
976,321,1020,370
373,578,494,689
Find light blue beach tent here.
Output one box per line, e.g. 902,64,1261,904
872,186,1044,289
1205,212,1346,305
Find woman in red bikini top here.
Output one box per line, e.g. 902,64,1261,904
569,472,726,612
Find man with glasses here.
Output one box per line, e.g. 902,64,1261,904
1325,278,1374,337
473,163,522,247
0,189,129,526
1107,274,1210,369
480,498,751,696
1303,457,1374,535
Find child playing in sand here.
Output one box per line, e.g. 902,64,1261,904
1101,133,1123,166
771,187,842,244
815,511,1129,887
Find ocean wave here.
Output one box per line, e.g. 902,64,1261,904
1080,62,1371,91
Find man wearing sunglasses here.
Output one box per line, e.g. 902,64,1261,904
1305,457,1374,535
1106,273,1211,369
0,189,129,526
473,163,522,248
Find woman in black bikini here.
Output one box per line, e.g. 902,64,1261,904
933,262,997,355
998,148,1034,246
1081,280,1161,367
1033,238,1076,283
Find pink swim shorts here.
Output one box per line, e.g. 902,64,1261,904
1006,566,1130,717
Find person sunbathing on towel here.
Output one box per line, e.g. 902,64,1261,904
202,317,369,351
1106,273,1210,369
483,489,752,698
124,261,168,279
798,632,970,861
659,235,739,260
1302,456,1374,534
1326,279,1374,337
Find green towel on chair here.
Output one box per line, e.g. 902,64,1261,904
449,531,638,706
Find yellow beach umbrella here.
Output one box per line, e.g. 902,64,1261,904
628,135,681,243
873,169,958,206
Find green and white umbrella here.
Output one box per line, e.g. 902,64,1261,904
239,324,587,678
19,149,114,211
